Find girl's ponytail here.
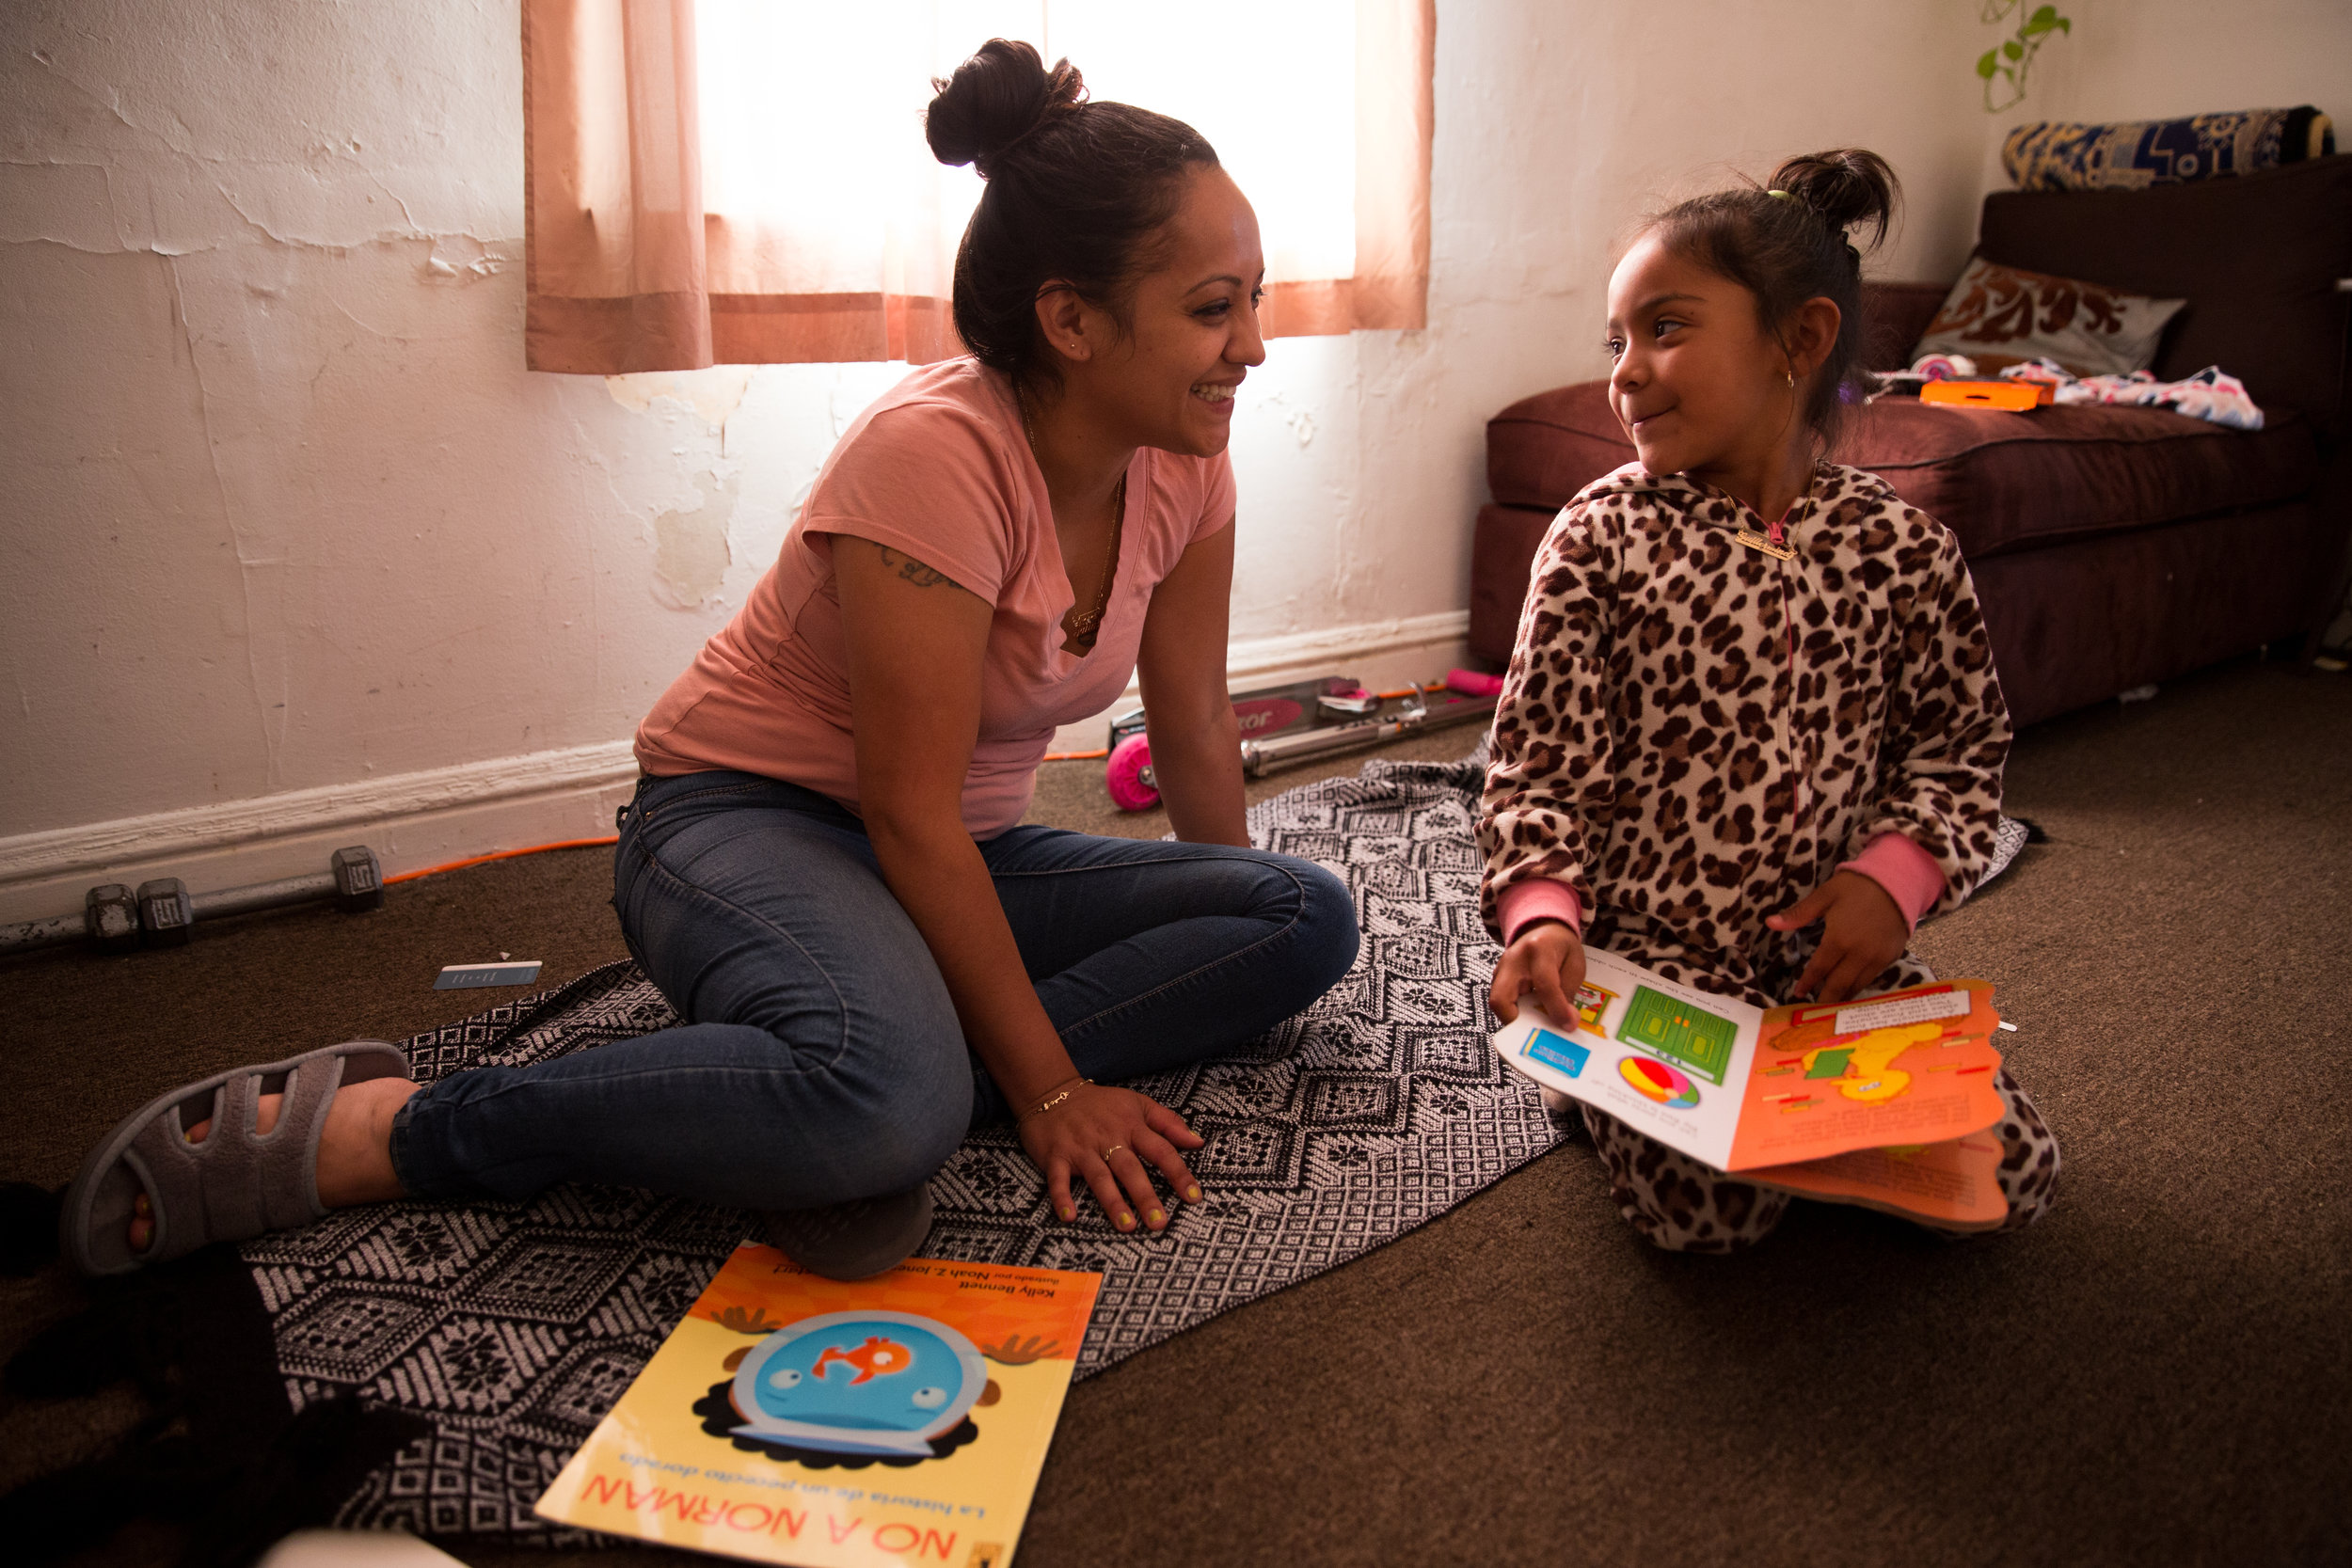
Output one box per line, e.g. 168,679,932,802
1766,149,1898,253
1646,148,1903,447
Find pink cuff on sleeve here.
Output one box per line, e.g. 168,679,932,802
1497,879,1583,944
1838,832,1947,932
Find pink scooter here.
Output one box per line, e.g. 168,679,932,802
1099,669,1504,812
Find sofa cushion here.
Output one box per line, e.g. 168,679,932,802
1856,400,2320,557
1486,380,2319,559
1977,155,2352,436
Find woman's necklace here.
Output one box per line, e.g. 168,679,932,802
1020,391,1128,657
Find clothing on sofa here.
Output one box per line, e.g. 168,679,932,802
1994,356,2266,431
1478,461,2054,1247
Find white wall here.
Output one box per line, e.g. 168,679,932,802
8,0,2331,923
1975,0,2350,138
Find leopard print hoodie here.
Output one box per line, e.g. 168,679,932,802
1478,461,2010,1007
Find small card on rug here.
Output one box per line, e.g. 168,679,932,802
1490,950,2010,1227
534,1244,1100,1566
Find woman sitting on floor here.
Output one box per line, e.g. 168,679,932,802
67,40,1359,1282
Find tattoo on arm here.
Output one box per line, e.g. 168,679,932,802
874,545,956,591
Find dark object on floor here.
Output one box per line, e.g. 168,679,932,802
8,1279,177,1400
0,1396,428,1568
0,1181,61,1275
0,1246,428,1568
1470,155,2352,727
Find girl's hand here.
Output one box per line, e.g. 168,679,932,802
1020,1084,1204,1233
1767,871,1907,1003
1488,919,1585,1025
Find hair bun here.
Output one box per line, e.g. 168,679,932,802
926,39,1087,177
1768,149,1899,251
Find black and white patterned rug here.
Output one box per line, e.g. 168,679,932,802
243,752,1567,1541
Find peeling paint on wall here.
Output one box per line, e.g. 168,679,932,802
606,366,755,428
606,367,758,609
651,470,739,609
424,236,514,281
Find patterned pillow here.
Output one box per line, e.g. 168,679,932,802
1911,256,2187,378
2003,107,2334,192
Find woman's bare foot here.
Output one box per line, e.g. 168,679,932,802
127,1075,420,1253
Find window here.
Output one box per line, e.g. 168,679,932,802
523,0,1432,372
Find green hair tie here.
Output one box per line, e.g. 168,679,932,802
1767,188,1792,198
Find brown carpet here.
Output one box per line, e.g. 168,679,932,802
4,666,2346,1567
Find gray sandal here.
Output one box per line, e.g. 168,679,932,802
62,1040,412,1275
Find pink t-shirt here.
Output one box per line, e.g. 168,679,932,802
634,358,1236,837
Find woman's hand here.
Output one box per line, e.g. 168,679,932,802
1488,919,1585,1025
1767,871,1908,1003
1020,1083,1204,1232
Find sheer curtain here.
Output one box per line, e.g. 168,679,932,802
522,0,1433,372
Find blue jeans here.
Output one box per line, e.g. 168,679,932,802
388,770,1359,1211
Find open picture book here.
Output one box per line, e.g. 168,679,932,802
535,1245,1100,1567
1488,947,2013,1229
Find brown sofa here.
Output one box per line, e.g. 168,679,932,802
1469,157,2352,726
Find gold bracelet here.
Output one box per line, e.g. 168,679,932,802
1017,1075,1093,1124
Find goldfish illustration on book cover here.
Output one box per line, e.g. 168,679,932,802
535,1245,1100,1567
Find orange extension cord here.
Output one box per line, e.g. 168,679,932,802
384,836,620,886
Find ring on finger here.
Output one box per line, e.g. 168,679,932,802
1101,1145,1126,1160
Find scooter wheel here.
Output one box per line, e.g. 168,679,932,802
1104,734,1161,812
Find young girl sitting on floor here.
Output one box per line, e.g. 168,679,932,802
1479,150,2060,1252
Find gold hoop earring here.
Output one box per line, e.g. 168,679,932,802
1785,371,1796,388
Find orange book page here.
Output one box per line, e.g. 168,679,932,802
1743,1132,2009,1228
1724,979,2006,1171
536,1245,1099,1568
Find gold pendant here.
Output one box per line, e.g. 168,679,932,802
1735,527,1795,561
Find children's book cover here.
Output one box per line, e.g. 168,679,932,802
534,1245,1101,1568
1489,948,2008,1223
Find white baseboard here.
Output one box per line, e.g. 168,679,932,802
0,610,1475,926
1225,608,1471,684
1047,609,1475,752
0,742,641,925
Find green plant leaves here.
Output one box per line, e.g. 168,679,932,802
1978,2,2073,113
